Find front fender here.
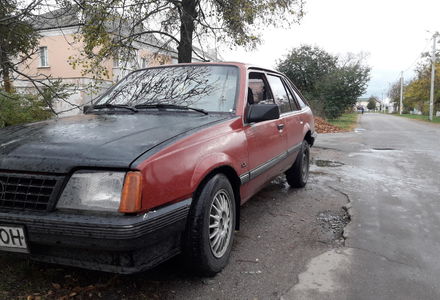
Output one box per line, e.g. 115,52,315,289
190,152,239,190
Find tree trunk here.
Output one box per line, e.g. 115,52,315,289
177,0,197,63
0,49,13,93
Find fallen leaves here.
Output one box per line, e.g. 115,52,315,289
51,283,61,290
314,117,345,134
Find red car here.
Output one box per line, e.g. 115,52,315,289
0,62,316,275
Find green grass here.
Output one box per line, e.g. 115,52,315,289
394,113,440,123
327,113,359,130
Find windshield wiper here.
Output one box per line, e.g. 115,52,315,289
134,103,208,115
92,103,138,113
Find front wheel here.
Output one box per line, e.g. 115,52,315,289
286,141,310,188
183,174,236,276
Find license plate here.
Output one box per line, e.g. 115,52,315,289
0,225,29,253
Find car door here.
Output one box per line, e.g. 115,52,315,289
266,74,304,168
243,71,287,193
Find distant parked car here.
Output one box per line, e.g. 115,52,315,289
0,63,316,275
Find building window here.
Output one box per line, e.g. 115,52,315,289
141,57,148,68
113,56,119,68
39,46,48,67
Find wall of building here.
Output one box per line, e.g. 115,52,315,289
18,27,114,80
15,26,209,116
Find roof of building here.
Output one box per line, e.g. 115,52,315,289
32,5,82,30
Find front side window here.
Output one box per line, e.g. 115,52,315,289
96,65,239,113
247,72,273,105
39,46,48,67
267,75,291,113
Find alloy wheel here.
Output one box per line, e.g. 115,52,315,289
209,189,233,258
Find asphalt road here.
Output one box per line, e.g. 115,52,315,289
285,113,440,300
2,113,439,300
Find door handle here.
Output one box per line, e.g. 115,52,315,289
277,124,285,130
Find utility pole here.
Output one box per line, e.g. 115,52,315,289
429,32,439,121
381,91,384,111
400,71,404,115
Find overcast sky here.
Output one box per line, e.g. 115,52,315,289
224,0,440,99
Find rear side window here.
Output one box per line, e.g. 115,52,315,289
285,80,308,109
267,75,291,113
281,78,300,111
292,88,307,109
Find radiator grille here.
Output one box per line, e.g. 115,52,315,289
0,173,62,210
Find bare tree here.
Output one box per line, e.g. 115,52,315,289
0,0,74,114
62,0,304,79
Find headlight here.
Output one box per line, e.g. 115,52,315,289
57,171,125,212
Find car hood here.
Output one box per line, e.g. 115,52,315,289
0,113,231,173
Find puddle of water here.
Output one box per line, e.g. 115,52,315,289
315,160,345,167
354,128,366,133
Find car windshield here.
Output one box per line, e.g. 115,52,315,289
95,65,239,113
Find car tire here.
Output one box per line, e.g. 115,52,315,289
183,174,236,276
286,141,310,188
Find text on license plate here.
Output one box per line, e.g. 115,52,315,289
0,225,28,253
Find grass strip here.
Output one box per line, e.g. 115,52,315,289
393,113,440,124
327,113,359,131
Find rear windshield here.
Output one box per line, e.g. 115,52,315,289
95,65,239,112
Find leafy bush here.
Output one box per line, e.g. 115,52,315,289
367,97,377,110
277,45,370,119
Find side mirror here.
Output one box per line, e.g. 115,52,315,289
247,103,280,123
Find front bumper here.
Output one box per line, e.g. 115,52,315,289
0,199,191,274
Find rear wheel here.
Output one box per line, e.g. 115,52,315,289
184,174,235,276
286,141,310,188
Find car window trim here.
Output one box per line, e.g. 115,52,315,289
92,64,242,114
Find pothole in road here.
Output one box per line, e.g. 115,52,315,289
372,147,396,151
317,208,351,246
314,160,345,167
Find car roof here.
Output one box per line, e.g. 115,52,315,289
144,61,282,76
